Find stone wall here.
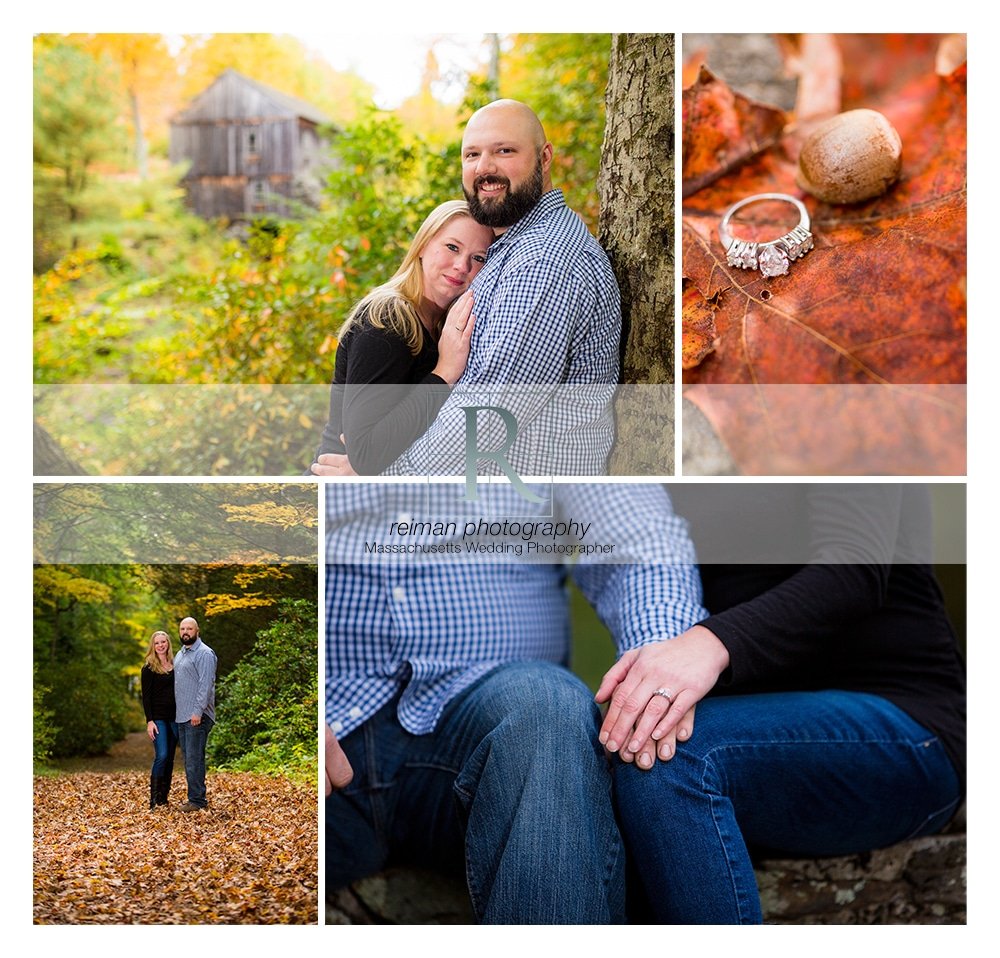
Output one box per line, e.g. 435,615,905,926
326,824,966,925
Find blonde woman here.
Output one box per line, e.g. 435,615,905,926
140,630,177,810
310,200,493,475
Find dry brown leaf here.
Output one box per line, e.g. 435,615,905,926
33,771,318,924
681,35,966,474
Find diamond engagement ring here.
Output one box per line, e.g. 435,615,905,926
652,688,674,705
719,193,814,278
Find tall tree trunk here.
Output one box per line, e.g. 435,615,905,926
598,34,675,473
130,86,148,181
487,34,501,97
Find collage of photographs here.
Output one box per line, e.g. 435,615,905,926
31,27,971,936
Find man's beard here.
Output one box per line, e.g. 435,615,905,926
465,158,544,228
180,635,197,646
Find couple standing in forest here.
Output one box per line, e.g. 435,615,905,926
140,617,217,812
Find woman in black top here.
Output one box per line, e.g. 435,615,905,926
140,630,178,810
310,200,493,475
598,485,965,923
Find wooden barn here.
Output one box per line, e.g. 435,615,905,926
170,69,334,219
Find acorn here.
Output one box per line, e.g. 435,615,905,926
796,109,902,204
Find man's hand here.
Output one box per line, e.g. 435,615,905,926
190,714,201,727
617,704,697,769
147,721,158,741
325,724,354,795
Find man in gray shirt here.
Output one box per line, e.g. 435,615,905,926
174,616,217,812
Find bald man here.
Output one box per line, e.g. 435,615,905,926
312,98,621,478
174,616,217,811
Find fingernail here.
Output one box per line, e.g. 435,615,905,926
629,739,640,753
607,740,618,752
678,728,689,740
639,753,652,768
598,732,607,745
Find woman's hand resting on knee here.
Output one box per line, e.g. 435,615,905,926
595,626,731,769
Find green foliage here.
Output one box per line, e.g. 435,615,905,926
33,41,128,271
33,564,161,757
499,34,611,230
33,665,57,769
207,599,318,777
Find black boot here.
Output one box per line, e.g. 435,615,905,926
149,774,161,810
157,770,172,806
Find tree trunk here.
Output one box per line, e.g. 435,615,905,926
34,421,88,475
598,34,675,473
130,87,148,181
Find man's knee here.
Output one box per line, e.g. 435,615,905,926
476,661,602,753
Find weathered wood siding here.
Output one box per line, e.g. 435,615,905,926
171,117,299,178
170,70,330,219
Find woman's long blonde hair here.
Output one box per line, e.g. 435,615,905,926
143,630,174,674
339,200,478,355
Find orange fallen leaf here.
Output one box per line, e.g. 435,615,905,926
681,35,966,474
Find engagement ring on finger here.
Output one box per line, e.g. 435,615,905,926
652,687,674,705
719,193,814,278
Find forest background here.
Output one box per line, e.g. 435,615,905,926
33,33,611,475
33,483,318,774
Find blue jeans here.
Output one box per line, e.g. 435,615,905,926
177,716,214,808
150,719,178,779
326,661,626,924
613,691,962,924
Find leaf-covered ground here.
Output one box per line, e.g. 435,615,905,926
33,768,317,924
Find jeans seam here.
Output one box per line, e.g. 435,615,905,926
703,755,756,924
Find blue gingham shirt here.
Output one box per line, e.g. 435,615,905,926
174,637,217,724
326,484,706,737
384,190,621,476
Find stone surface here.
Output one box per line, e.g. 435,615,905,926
682,398,739,476
326,831,965,924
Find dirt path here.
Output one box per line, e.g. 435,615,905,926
50,731,151,774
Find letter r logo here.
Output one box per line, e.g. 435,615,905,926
460,405,544,504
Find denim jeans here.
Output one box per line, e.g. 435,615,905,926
613,690,962,924
177,716,214,808
327,661,626,924
150,719,178,780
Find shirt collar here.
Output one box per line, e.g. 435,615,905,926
489,189,565,253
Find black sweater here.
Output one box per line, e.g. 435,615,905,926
140,665,176,723
670,484,966,792
315,305,451,475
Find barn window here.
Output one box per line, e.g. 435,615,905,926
246,128,259,156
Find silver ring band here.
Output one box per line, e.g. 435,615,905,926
652,687,674,705
719,193,814,278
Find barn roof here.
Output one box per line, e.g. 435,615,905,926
173,68,333,126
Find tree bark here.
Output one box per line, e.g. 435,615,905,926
598,34,675,473
33,421,89,476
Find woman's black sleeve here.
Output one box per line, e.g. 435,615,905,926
140,666,153,722
702,485,905,687
338,321,451,475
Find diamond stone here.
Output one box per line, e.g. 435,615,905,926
758,246,789,277
727,241,758,270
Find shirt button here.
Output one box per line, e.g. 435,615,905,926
392,587,406,601
348,707,362,719
330,720,343,734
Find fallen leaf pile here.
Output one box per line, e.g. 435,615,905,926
33,771,317,924
681,35,966,474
